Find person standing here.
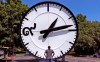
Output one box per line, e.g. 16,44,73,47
44,46,55,62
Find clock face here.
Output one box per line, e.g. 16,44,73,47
21,1,78,58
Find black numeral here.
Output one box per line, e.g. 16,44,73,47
22,23,36,36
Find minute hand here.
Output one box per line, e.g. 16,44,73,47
40,25,72,34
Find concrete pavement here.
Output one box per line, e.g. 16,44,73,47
0,55,100,62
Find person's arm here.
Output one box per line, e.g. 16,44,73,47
52,50,55,57
44,50,47,58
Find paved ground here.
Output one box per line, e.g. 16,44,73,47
0,50,100,62
64,56,100,62
0,55,100,62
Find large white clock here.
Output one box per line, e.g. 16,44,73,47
21,1,78,58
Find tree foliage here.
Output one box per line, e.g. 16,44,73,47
0,0,28,47
75,14,100,55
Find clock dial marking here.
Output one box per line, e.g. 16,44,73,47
68,29,77,31
47,3,49,12
34,7,37,12
68,16,73,19
67,50,69,52
60,6,62,11
24,18,29,20
69,42,74,45
35,51,38,56
61,51,64,54
25,43,29,46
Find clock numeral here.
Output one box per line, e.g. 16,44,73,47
22,23,36,36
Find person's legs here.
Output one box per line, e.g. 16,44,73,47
46,59,52,62
49,59,51,62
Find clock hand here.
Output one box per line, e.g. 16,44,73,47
40,25,72,34
43,18,58,38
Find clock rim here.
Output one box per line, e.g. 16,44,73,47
20,1,79,59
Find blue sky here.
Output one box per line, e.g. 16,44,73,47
22,0,100,22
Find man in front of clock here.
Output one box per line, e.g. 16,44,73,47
44,46,55,62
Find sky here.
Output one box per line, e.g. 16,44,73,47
22,0,100,22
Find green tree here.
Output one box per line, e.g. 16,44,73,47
0,0,28,47
74,14,100,55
